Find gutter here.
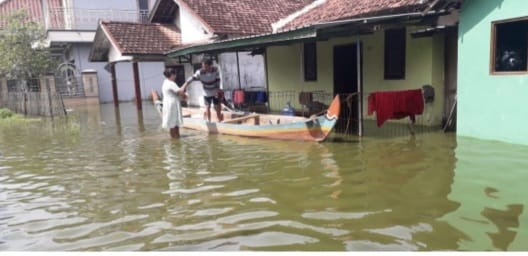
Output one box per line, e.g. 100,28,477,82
166,27,317,57
313,10,439,30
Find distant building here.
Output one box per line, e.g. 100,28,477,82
0,0,163,103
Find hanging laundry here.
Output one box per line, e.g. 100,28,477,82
368,89,424,127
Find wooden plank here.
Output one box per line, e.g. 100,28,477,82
222,114,260,124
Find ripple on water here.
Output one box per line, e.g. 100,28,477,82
162,231,319,250
1,104,527,251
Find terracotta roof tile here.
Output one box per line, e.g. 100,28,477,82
282,0,431,30
0,0,42,27
101,21,182,55
179,0,313,35
0,0,63,28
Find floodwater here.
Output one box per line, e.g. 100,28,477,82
1,102,527,251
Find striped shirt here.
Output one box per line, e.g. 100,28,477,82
192,67,220,97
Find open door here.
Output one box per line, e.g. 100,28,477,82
333,43,362,135
444,27,458,131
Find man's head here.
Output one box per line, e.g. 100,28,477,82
201,59,213,71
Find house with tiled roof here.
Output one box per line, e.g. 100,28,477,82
89,21,182,108
167,0,462,135
0,0,163,106
150,0,314,39
90,0,316,108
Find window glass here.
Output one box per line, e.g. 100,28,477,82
494,20,528,72
304,42,317,81
384,28,406,80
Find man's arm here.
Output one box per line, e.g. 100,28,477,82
186,69,200,83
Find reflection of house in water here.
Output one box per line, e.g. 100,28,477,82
440,137,528,250
328,136,465,250
216,134,466,250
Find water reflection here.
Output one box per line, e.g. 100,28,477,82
0,102,527,251
440,137,528,251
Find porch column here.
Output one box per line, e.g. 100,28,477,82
132,61,142,110
110,63,119,107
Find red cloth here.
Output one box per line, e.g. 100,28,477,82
367,89,424,127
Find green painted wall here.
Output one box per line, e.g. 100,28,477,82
266,27,446,125
458,0,528,145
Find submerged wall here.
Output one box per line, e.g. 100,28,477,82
266,27,446,125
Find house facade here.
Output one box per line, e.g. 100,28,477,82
457,0,528,145
0,0,164,103
145,0,318,107
265,26,449,127
167,0,461,134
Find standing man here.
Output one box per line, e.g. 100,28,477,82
184,59,223,122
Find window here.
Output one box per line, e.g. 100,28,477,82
492,18,528,73
384,28,406,79
7,79,40,92
303,42,317,81
137,0,149,23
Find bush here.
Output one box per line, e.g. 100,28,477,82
0,108,14,119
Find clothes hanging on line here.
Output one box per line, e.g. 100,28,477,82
367,89,424,127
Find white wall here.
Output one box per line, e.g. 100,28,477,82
72,0,138,10
219,52,266,92
179,6,210,43
71,44,165,103
178,53,267,107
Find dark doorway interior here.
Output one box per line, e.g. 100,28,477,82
443,27,458,132
333,43,362,135
165,65,186,87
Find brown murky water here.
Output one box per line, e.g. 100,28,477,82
1,102,527,251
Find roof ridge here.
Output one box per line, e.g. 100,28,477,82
281,0,432,30
272,0,326,33
101,20,180,27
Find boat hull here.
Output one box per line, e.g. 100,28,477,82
152,91,340,142
182,113,337,142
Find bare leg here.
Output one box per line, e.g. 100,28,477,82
215,104,223,121
205,105,211,122
407,116,416,135
170,127,180,138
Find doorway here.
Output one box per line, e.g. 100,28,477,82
333,43,362,135
444,27,458,131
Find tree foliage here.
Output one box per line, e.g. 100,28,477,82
0,10,57,82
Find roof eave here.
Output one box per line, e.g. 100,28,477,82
166,27,317,57
89,24,111,62
165,4,459,58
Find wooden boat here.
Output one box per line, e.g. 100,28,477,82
152,91,340,142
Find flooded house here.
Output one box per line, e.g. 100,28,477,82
90,0,313,109
166,0,462,136
457,0,528,145
88,21,182,110
0,0,165,105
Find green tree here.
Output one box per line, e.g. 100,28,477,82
0,10,56,89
